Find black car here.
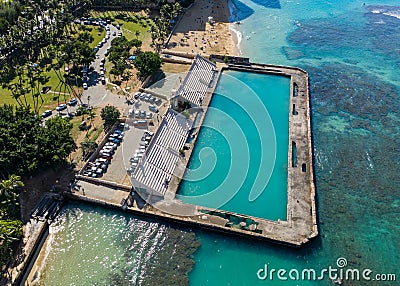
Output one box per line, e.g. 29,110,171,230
42,109,52,118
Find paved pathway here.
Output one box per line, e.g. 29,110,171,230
42,23,131,122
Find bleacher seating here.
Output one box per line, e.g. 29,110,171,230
174,55,216,106
132,109,193,196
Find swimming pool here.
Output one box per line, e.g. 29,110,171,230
177,70,290,220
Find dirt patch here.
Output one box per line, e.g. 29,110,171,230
161,62,190,74
20,167,74,223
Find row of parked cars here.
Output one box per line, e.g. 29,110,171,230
41,98,79,118
129,109,153,119
82,126,127,178
127,130,154,174
134,92,162,105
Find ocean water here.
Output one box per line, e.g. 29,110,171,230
37,1,399,285
177,71,290,221
38,202,200,286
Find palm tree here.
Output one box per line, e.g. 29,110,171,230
0,175,24,218
88,109,96,127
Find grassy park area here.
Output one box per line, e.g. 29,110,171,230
90,11,153,47
0,24,105,112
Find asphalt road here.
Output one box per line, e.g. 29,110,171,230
42,23,123,122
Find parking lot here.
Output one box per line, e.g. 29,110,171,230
127,92,164,122
80,91,168,185
101,126,152,184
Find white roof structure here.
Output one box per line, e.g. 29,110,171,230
132,109,193,197
173,55,216,106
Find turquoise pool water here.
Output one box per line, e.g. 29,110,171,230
177,71,290,221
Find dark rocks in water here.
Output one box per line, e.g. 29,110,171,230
288,8,400,68
106,224,200,286
349,118,375,133
306,63,399,121
281,46,305,60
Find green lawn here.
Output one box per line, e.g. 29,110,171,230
90,11,153,43
75,23,106,49
0,25,105,112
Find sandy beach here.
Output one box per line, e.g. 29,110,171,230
165,0,237,56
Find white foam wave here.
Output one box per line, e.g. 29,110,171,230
229,24,242,55
369,7,400,20
371,10,382,14
382,11,400,20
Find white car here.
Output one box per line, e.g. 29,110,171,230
146,112,153,119
83,83,88,89
56,103,67,111
134,110,140,118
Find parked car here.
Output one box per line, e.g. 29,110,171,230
146,112,153,119
149,105,158,112
99,152,112,159
83,83,88,89
134,110,140,118
42,109,52,118
140,110,146,118
61,114,72,119
101,147,115,155
155,98,162,105
104,143,117,150
134,92,141,99
108,137,121,144
110,133,123,140
112,31,116,36
97,158,110,164
118,123,129,130
56,103,67,111
68,98,78,106
139,93,145,100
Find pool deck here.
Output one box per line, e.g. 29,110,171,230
67,59,317,247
